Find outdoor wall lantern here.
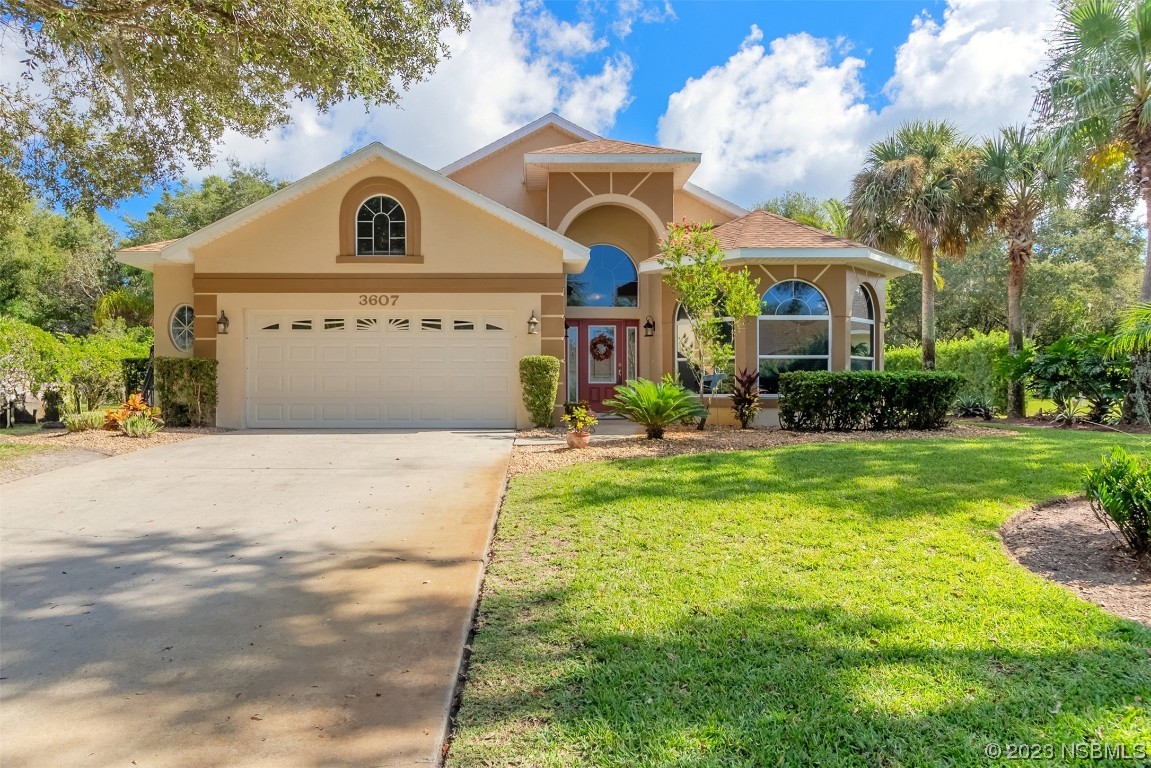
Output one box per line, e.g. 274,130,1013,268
643,315,655,337
527,310,540,335
216,310,230,335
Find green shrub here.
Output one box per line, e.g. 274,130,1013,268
729,367,761,429
518,355,561,428
1028,334,1127,423
154,357,218,427
122,358,151,395
1084,447,1151,556
58,322,152,410
604,378,706,439
64,410,105,432
884,332,1015,410
120,412,163,438
952,394,994,420
0,318,66,413
778,370,964,431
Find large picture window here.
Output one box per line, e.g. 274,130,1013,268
356,195,406,256
567,244,638,307
675,304,734,394
851,284,876,371
757,280,830,395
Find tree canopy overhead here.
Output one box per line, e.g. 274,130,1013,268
0,0,469,225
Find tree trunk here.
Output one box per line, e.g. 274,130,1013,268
1138,138,1151,301
1143,187,1151,302
920,239,936,369
1006,235,1029,419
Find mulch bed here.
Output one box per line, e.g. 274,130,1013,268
509,423,1015,476
1002,498,1150,627
0,426,226,456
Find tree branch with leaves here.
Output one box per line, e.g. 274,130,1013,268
657,220,760,427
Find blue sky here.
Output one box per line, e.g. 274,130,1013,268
100,0,1056,236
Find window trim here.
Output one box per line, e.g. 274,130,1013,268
170,303,195,353
756,279,832,397
850,283,877,371
337,177,422,262
354,194,407,257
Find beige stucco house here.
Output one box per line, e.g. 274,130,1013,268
117,114,914,429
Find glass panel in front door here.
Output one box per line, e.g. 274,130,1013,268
626,326,637,381
588,325,616,384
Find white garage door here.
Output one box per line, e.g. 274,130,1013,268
245,311,515,428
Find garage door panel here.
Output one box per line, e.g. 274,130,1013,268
246,312,515,428
321,345,349,363
288,374,316,394
288,346,316,363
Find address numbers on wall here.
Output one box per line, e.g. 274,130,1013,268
358,294,400,306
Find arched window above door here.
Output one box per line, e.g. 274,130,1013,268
567,244,638,307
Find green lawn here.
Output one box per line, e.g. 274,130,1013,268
449,429,1151,767
0,442,58,463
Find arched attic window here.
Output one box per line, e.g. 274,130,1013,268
356,195,406,255
757,280,831,394
338,177,422,260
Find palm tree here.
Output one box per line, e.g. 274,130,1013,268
1041,0,1151,299
94,288,153,328
848,121,995,368
980,125,1074,417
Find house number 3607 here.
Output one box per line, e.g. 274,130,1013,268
358,294,400,306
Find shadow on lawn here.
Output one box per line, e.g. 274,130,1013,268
451,432,1151,767
459,587,1151,767
532,431,1128,524
1,526,471,768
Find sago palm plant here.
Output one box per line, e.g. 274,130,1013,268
603,378,706,439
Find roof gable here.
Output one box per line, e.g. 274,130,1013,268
117,141,590,271
530,138,696,156
438,113,598,176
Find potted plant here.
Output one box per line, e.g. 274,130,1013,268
561,404,598,448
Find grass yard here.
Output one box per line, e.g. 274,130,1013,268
449,429,1151,767
0,441,59,463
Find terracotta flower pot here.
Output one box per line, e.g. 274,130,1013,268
566,431,592,449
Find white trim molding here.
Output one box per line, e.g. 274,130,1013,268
557,193,668,239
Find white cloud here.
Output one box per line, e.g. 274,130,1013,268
882,0,1055,133
657,0,1058,206
201,0,635,182
657,27,873,206
612,0,676,39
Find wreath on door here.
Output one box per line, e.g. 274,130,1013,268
589,332,615,361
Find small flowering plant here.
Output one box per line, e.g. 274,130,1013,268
561,404,598,434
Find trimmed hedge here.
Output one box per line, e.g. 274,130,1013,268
519,355,561,428
884,331,1015,412
778,370,964,431
154,357,218,427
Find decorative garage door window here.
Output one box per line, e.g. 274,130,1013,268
566,244,638,307
757,280,831,395
356,195,406,256
851,285,876,371
170,304,195,352
251,314,510,335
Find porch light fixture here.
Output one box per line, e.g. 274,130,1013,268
527,310,540,335
216,310,230,335
643,316,655,337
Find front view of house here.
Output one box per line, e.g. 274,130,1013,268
117,115,915,429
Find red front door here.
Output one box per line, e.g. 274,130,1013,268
568,320,639,412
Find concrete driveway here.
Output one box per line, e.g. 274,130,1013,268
0,430,512,768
